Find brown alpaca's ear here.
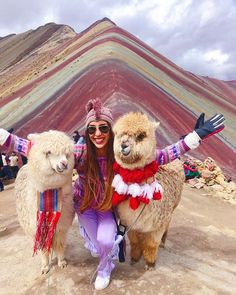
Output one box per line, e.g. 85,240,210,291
27,133,40,144
152,121,160,130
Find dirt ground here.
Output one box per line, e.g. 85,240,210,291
0,183,236,295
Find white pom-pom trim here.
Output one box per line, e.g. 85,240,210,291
116,180,128,194
112,173,164,200
141,184,153,199
151,180,164,194
112,174,122,187
127,183,141,197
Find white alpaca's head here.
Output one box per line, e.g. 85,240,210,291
113,112,160,170
27,130,74,190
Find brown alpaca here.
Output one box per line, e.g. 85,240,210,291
113,112,185,269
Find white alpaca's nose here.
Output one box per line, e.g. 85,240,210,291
61,161,68,170
60,159,68,170
55,158,69,173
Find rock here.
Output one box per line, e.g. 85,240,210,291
210,184,224,192
184,156,235,204
194,182,205,189
226,182,236,192
201,169,212,180
215,175,227,187
207,180,215,186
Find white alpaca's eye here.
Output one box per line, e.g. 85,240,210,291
45,151,51,157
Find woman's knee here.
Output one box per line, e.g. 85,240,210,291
97,222,116,249
97,237,114,252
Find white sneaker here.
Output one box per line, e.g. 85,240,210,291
94,275,110,290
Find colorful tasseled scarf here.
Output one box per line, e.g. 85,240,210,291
112,161,163,210
33,189,61,255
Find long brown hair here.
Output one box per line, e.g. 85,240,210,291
80,123,115,213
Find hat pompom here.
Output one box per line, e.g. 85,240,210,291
86,99,94,113
93,98,102,118
86,98,102,119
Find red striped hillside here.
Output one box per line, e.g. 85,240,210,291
0,18,235,177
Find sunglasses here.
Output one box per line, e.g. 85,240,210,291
87,124,110,135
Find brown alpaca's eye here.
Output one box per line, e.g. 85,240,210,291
136,132,146,142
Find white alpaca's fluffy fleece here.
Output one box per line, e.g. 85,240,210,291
15,130,75,274
113,112,185,269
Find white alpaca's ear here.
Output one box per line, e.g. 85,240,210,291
152,121,160,130
27,133,40,144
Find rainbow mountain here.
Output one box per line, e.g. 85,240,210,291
0,18,235,177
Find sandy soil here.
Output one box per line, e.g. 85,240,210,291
0,183,236,295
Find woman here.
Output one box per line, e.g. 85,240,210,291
73,99,117,290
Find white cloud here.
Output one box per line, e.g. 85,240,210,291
148,0,192,30
0,0,235,80
203,50,229,66
177,48,232,80
198,1,217,26
41,10,59,25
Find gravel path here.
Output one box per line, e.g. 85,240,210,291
0,184,235,295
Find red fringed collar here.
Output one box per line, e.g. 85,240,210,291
113,160,158,184
112,161,162,210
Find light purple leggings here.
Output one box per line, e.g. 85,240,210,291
76,207,117,278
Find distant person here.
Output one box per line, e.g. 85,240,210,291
21,155,28,166
9,152,19,178
0,152,3,168
0,156,4,191
0,179,4,191
7,128,27,166
7,128,14,134
72,130,81,144
183,159,201,180
77,134,86,144
1,153,13,179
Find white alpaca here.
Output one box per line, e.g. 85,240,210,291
15,130,75,274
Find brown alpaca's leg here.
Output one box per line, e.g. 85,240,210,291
160,222,170,248
128,230,142,264
160,229,168,248
141,231,164,270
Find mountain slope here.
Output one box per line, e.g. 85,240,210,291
0,18,235,177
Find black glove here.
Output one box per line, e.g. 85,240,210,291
194,113,225,139
194,112,205,129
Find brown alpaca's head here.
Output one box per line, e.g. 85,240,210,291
113,112,160,170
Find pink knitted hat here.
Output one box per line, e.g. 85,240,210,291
85,98,113,126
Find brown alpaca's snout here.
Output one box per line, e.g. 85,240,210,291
121,141,131,156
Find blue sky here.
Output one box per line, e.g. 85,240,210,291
0,0,235,80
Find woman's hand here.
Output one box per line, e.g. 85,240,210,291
183,113,225,150
194,113,225,139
